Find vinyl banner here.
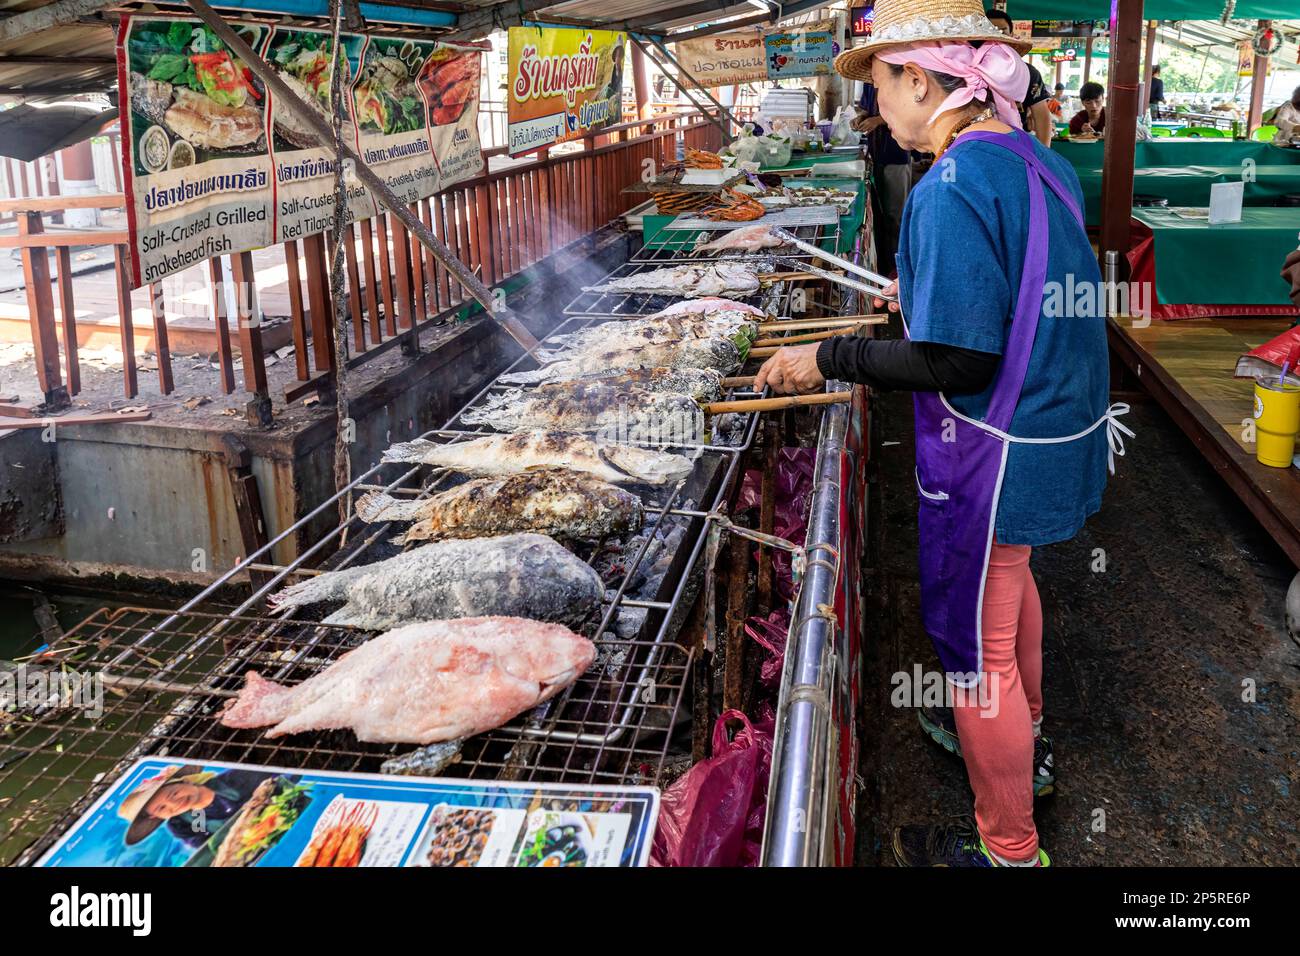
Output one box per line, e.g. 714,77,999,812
673,29,767,88
507,26,626,156
763,29,836,80
117,15,485,286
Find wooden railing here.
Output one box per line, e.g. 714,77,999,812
0,109,725,421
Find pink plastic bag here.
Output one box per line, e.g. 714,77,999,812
737,447,816,602
745,609,790,692
651,708,774,867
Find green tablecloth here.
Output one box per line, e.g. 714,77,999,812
1131,207,1299,305
641,175,865,256
761,149,863,171
1053,139,1300,168
1071,164,1300,225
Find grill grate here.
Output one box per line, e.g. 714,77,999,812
632,218,842,264
1,603,693,866
562,258,797,318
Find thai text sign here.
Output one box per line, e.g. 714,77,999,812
507,26,626,156
117,15,484,286
673,29,767,88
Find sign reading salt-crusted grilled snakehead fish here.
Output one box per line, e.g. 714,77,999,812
506,26,626,156
117,15,485,286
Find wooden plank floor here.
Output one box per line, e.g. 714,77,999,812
1113,316,1300,566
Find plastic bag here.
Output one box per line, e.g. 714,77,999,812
1235,324,1300,385
745,609,790,691
727,130,792,168
651,708,775,867
738,447,816,601
829,106,861,147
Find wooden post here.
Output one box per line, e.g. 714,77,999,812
112,244,137,400
1083,36,1094,85
208,257,236,395
1099,0,1145,276
54,246,79,396
1140,20,1158,115
17,211,68,408
229,249,272,426
1247,21,1270,135
631,40,651,120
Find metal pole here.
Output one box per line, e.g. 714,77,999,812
186,0,538,351
630,33,736,141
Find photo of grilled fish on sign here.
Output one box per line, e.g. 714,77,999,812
220,617,596,744
356,468,644,543
266,533,605,632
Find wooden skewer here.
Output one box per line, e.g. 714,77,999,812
722,375,756,388
750,326,859,349
756,314,886,332
703,391,852,414
757,270,840,283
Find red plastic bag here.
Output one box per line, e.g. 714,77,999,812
1236,324,1300,384
651,709,774,867
745,609,790,692
737,447,816,601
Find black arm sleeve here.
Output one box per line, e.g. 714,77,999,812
816,335,1000,394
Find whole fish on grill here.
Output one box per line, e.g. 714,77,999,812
500,338,741,386
459,380,704,441
267,533,604,631
357,468,644,543
538,314,757,358
694,224,786,255
381,740,464,776
563,366,724,402
586,262,761,299
381,430,693,485
220,616,596,744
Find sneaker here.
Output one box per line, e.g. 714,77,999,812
892,816,1052,868
917,706,1056,798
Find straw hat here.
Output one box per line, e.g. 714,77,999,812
835,0,1033,79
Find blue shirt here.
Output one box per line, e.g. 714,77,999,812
897,133,1110,546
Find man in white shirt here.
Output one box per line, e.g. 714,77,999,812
1272,86,1300,145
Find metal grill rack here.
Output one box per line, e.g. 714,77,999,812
1,303,775,866
563,258,798,318
632,217,842,264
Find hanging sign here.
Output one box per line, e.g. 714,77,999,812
764,30,836,80
849,6,874,39
117,15,485,287
673,29,767,88
506,26,627,156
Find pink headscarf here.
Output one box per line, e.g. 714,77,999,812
876,41,1030,129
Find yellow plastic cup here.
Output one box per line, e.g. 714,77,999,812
1254,379,1300,467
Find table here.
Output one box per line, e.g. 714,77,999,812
1053,139,1300,168
641,175,864,256
1070,164,1300,225
1128,207,1300,309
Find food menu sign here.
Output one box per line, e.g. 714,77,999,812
673,29,768,88
37,758,660,868
117,16,486,287
506,26,627,156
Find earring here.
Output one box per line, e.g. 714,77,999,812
913,93,923,102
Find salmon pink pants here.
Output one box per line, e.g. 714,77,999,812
950,541,1043,863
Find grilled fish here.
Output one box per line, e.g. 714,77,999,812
267,533,604,631
586,262,761,299
164,86,264,150
694,224,785,254
220,616,596,744
357,468,644,543
538,314,757,357
382,430,693,485
460,380,704,441
500,338,741,386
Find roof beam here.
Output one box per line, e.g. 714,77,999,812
0,0,119,44
442,0,560,40
622,1,746,31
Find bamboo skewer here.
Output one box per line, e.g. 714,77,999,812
757,270,840,282
703,391,852,414
722,375,757,388
749,326,859,349
756,314,886,333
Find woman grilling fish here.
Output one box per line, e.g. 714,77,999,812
756,0,1130,867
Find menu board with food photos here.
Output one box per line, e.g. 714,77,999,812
117,15,486,286
37,758,660,868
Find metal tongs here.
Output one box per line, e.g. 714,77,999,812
769,226,897,302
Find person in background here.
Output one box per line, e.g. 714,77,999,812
1149,64,1165,118
1047,82,1066,121
853,81,915,273
1271,86,1300,145
1069,81,1106,137
986,8,1052,146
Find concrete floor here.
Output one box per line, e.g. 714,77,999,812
855,392,1300,866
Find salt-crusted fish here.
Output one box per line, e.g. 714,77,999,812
538,314,757,357
220,617,596,744
381,430,692,485
357,468,644,543
459,380,704,441
164,86,264,150
586,262,761,299
559,366,724,402
500,338,741,385
267,533,603,631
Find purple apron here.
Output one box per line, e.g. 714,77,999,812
911,130,1088,684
